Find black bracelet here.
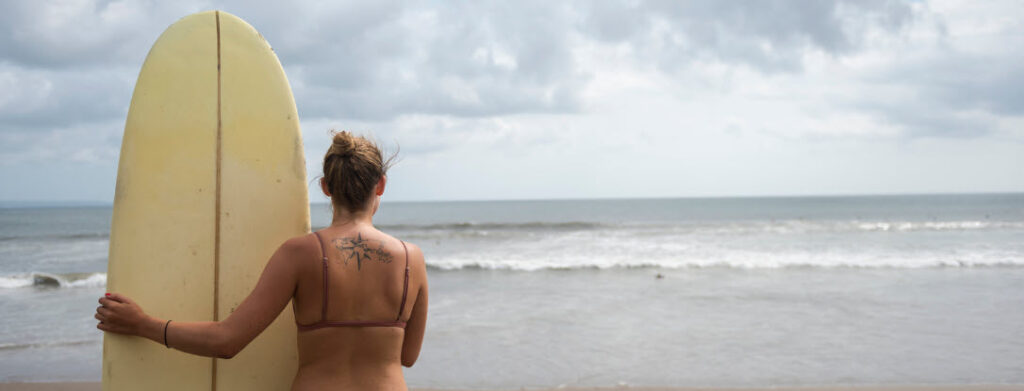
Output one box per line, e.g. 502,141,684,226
163,320,172,349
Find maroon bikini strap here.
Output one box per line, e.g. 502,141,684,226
396,240,410,322
313,231,329,322
301,233,408,329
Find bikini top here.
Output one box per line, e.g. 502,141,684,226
296,231,409,331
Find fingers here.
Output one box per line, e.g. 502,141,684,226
105,293,130,304
97,294,128,335
96,322,124,333
100,293,123,304
98,297,116,308
95,306,115,325
96,318,131,334
96,293,141,336
99,294,133,309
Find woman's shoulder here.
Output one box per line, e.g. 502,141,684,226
390,235,421,254
276,232,323,261
372,231,424,265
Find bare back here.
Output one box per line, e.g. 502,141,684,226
290,225,427,391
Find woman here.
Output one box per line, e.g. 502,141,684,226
95,131,428,390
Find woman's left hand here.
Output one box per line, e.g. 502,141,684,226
95,293,151,336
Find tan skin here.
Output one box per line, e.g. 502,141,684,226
95,176,428,391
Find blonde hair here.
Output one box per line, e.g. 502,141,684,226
322,131,395,213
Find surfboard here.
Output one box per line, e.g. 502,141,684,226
103,10,308,391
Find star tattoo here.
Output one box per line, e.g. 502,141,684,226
332,233,393,270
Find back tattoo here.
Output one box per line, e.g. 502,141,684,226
331,233,393,271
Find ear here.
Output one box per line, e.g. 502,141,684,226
375,175,387,196
319,177,331,198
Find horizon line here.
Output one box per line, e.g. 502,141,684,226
2,190,1022,208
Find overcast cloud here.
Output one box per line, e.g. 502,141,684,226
1,0,1022,202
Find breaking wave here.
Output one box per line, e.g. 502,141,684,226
424,251,1024,271
0,272,107,289
378,219,1024,235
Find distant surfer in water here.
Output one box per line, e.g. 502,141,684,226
96,131,428,390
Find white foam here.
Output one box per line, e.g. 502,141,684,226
852,221,1004,232
0,272,107,289
66,273,107,288
387,219,1024,237
0,274,33,288
424,248,1024,271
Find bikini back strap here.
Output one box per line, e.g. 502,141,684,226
396,240,410,322
313,231,329,321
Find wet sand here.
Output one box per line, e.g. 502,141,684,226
2,383,1023,391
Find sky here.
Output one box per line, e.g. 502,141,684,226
1,0,1022,203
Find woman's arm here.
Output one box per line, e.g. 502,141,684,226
400,243,428,367
96,236,308,358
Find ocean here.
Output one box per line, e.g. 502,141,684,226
1,194,1023,387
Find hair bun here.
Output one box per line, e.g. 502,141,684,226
321,130,396,213
330,131,356,158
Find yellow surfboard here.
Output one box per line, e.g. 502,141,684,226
104,10,308,391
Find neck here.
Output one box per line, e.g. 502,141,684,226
330,207,373,227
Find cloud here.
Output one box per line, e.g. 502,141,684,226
0,64,134,130
1,0,1023,201
906,53,1024,117
0,118,122,165
0,0,205,69
0,0,940,134
236,1,586,121
272,0,920,121
579,0,917,73
841,3,1024,139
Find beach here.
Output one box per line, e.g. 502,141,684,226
2,195,1023,388
2,385,1024,391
